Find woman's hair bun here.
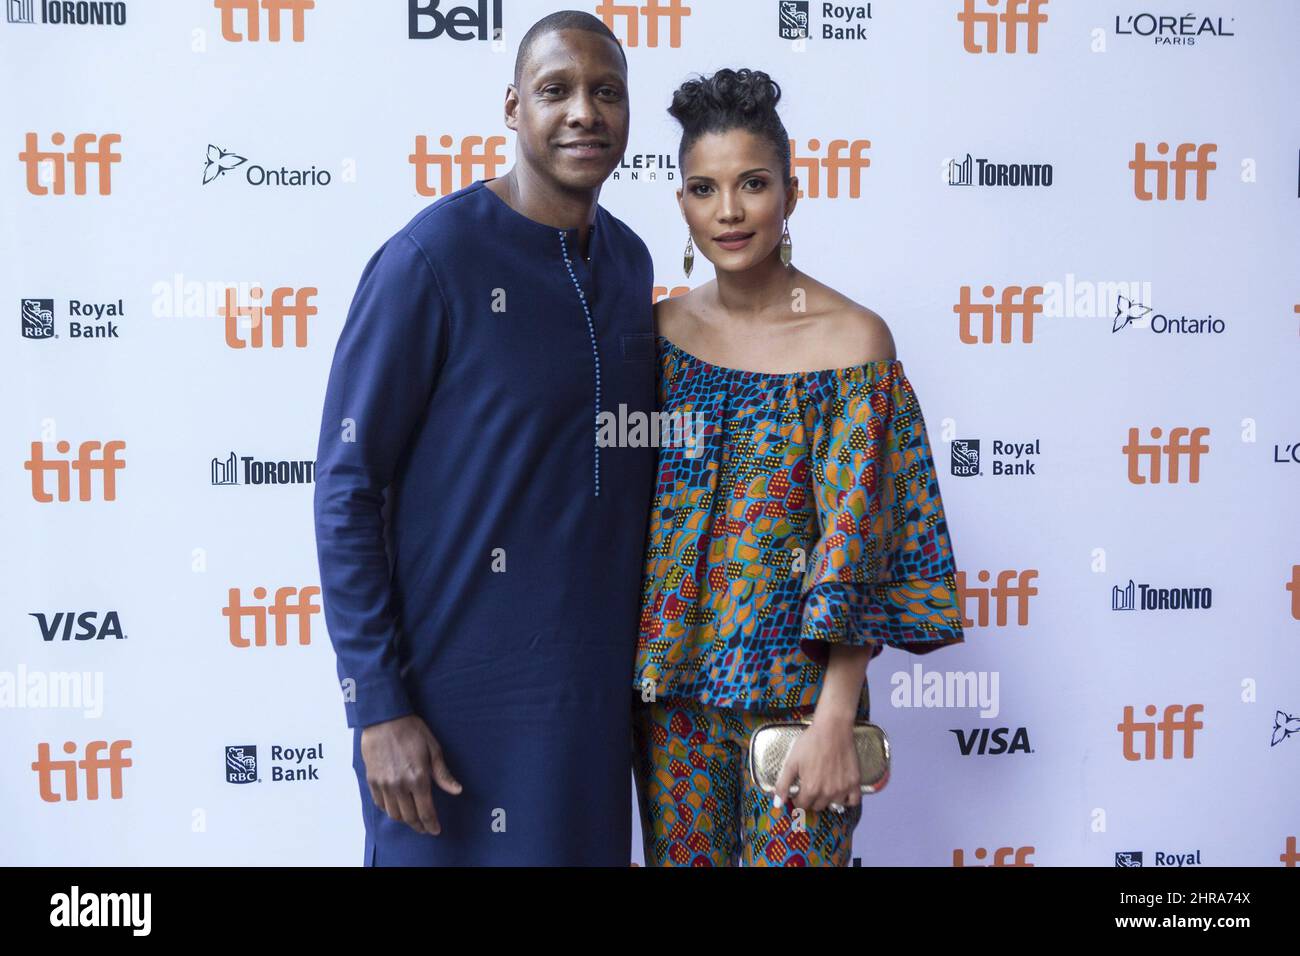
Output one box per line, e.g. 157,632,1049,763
667,68,782,129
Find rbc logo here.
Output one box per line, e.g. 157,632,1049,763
226,746,258,784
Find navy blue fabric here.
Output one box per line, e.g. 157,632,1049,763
313,179,656,864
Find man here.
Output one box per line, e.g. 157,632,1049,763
312,11,656,865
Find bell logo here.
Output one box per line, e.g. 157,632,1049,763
26,440,126,502
224,586,322,647
953,846,1034,866
957,569,1038,627
215,0,313,42
220,286,318,348
31,740,132,802
1129,142,1216,201
1117,704,1204,760
958,0,1049,54
18,132,121,196
954,285,1045,344
789,139,870,199
596,0,691,48
1122,426,1210,484
409,135,507,197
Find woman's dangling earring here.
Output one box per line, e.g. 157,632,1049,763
683,231,695,278
779,218,793,267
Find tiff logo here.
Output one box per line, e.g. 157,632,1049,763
7,0,33,23
26,440,126,502
1117,704,1204,760
954,285,1045,344
19,132,121,196
958,569,1038,627
32,740,132,801
952,846,1034,866
409,134,507,197
1122,426,1209,484
215,0,312,42
596,0,691,48
958,0,1048,54
1129,142,1216,201
220,286,317,348
224,586,321,647
790,138,870,198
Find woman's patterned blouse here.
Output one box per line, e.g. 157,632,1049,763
634,334,965,713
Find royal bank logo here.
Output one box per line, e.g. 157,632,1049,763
226,745,257,784
408,0,501,40
21,298,54,338
201,143,332,187
947,152,1054,187
951,438,1040,478
6,0,127,25
225,743,324,783
778,0,807,38
1115,851,1143,867
952,439,979,476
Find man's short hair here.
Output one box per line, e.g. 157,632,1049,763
514,10,627,87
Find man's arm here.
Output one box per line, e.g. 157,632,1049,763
313,231,448,729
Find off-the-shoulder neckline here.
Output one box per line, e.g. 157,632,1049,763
657,333,902,379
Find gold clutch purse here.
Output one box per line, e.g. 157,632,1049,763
748,720,891,795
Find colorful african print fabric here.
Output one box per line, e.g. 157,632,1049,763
632,694,862,866
634,334,965,715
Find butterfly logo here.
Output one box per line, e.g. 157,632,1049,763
1270,710,1300,747
202,144,247,185
1112,295,1153,333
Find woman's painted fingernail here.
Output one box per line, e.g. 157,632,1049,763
773,795,783,808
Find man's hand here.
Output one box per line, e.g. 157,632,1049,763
360,714,462,835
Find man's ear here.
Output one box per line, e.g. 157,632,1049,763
503,84,519,131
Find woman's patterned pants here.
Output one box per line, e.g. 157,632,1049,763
631,694,864,866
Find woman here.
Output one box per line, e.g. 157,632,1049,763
632,68,966,866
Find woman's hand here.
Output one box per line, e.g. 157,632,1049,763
773,713,862,814
772,642,874,813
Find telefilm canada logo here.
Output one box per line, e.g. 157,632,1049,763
20,297,124,339
408,0,502,40
5,0,127,26
948,152,1054,187
211,451,316,486
777,0,873,41
612,150,677,183
201,143,332,187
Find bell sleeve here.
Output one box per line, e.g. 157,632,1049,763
798,364,965,665
312,231,450,729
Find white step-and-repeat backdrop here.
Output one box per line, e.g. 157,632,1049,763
4,0,1297,866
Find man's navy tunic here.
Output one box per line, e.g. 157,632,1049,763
313,179,656,865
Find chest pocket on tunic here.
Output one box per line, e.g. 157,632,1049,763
620,331,655,362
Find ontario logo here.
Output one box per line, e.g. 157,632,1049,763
201,143,333,187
